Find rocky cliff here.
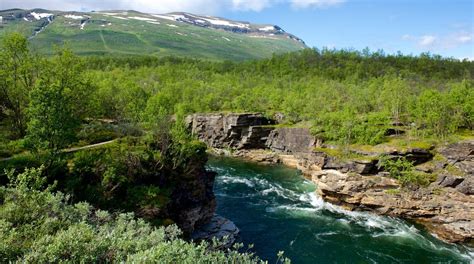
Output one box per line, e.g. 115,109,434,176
187,113,474,244
164,157,217,235
186,113,275,149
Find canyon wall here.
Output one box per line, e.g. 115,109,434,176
186,113,474,244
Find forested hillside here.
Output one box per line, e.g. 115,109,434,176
82,48,473,145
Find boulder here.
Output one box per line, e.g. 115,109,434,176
456,178,474,195
192,214,240,249
322,157,378,175
435,175,465,188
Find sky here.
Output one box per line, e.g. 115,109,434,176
2,0,473,59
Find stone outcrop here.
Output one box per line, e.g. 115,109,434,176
187,113,474,244
192,214,240,249
440,140,474,175
163,155,217,235
266,127,320,153
186,113,274,149
311,170,474,243
431,140,474,195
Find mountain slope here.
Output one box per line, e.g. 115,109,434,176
0,9,307,60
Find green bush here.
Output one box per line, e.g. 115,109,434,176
380,156,433,187
0,139,27,158
313,110,389,145
0,186,269,263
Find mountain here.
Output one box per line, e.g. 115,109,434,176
0,8,307,60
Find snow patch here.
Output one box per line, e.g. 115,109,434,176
111,16,128,20
176,32,187,36
169,14,186,20
23,17,29,21
259,26,275,31
167,24,178,28
152,14,187,22
130,16,157,22
152,13,249,29
30,12,53,20
147,21,161,25
65,14,83,20
201,17,249,28
99,12,127,16
222,37,231,42
152,14,175,21
80,21,87,30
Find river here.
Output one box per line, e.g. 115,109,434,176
208,156,474,263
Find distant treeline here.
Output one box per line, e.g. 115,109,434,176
83,48,473,81
79,48,473,145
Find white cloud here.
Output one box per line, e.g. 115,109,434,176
1,0,344,14
291,0,345,9
231,0,273,11
402,32,473,50
456,34,472,44
418,35,436,46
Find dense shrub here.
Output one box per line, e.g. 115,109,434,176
313,110,390,145
0,170,269,263
380,156,434,187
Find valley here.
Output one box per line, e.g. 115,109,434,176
0,3,473,263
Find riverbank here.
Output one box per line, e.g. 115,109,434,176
208,156,473,263
186,113,474,245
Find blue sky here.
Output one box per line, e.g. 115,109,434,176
3,0,473,59
220,0,474,59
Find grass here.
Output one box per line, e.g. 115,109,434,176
314,147,375,162
348,136,437,154
385,188,401,195
444,164,465,176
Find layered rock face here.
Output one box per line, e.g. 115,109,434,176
186,113,275,149
311,170,474,243
266,127,319,153
187,113,474,244
438,141,474,195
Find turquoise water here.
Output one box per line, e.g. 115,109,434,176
208,157,474,263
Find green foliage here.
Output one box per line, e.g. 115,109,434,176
0,185,266,263
380,156,433,187
5,166,48,191
0,138,26,159
77,122,119,144
385,189,401,195
412,90,455,138
0,33,38,137
79,50,472,145
313,109,389,145
26,47,91,155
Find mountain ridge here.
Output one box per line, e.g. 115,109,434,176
0,8,307,60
